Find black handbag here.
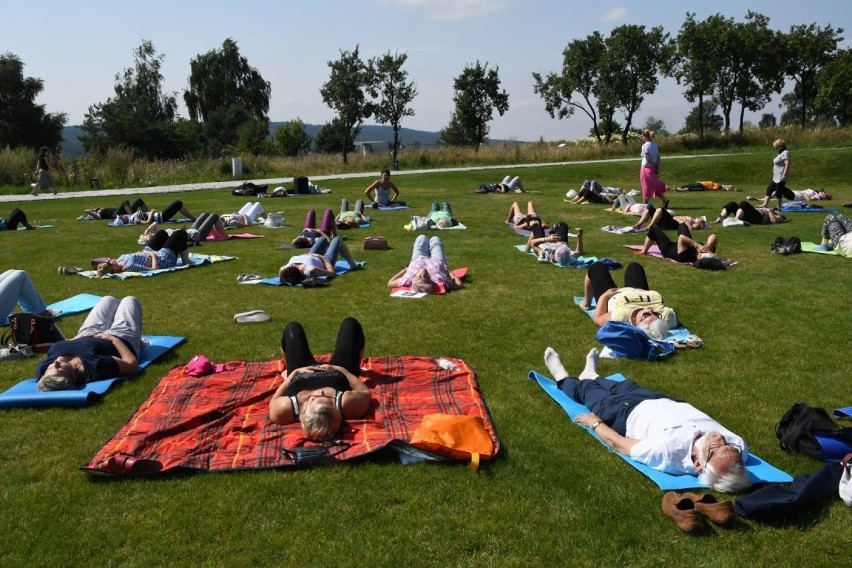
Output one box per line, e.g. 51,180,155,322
1,313,65,353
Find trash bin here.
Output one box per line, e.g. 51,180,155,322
89,178,100,189
232,158,243,177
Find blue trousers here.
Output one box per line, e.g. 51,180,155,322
558,377,668,435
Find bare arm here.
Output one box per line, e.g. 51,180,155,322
364,180,379,199
390,182,400,202
148,251,160,270
575,413,639,455
388,267,408,287
592,288,618,327
96,333,139,375
323,364,371,418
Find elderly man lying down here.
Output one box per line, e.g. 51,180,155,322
544,347,752,492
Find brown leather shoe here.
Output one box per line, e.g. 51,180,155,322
662,492,704,533
683,492,735,525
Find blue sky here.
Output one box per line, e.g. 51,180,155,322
5,0,849,142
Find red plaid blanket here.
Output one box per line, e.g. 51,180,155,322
82,355,499,476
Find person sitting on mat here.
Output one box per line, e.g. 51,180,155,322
95,229,191,277
36,296,143,391
1,208,37,230
292,208,336,248
364,169,405,207
387,235,463,293
269,317,371,440
632,203,707,232
543,346,752,492
525,223,585,266
713,201,787,225
84,198,150,220
0,269,57,325
506,201,549,232
278,235,358,285
336,198,369,229
579,261,676,340
636,223,718,264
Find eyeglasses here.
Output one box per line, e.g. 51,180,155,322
705,442,742,464
638,309,656,322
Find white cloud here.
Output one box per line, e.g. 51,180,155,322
602,7,626,22
377,0,508,22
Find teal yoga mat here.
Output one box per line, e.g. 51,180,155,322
528,370,793,490
0,335,185,408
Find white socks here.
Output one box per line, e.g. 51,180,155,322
544,347,600,381
579,348,600,380
544,347,569,380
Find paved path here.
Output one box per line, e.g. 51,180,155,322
0,153,731,204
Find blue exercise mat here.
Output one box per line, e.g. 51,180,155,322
0,335,185,409
47,293,102,318
780,203,837,213
528,370,793,490
834,406,852,419
2,293,102,327
240,260,365,286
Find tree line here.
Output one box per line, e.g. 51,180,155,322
0,10,847,164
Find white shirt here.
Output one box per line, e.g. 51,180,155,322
641,141,659,169
626,398,748,475
773,149,790,183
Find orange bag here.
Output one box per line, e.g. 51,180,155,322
410,414,495,471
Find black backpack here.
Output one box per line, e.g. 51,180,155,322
775,402,852,461
771,236,802,255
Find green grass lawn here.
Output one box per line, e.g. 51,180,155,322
2,147,851,567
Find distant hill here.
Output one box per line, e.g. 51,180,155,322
60,123,442,158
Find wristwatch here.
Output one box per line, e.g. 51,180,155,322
591,421,601,431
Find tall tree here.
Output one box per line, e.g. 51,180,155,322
668,13,725,140
320,46,372,164
184,38,271,155
782,22,844,127
440,61,509,148
533,33,607,142
0,52,66,150
367,51,417,166
274,118,312,156
80,40,179,158
815,48,852,127
602,24,671,144
732,12,786,133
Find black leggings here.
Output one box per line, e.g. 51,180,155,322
587,262,650,303
648,224,697,263
578,187,607,203
160,200,185,222
722,201,766,225
765,181,794,200
532,222,569,242
281,317,365,377
4,208,29,230
190,213,220,241
646,203,678,230
120,198,149,214
146,229,189,254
